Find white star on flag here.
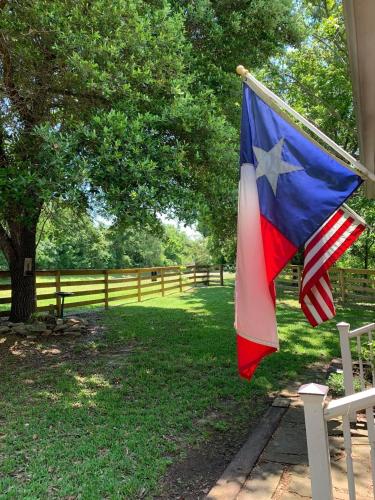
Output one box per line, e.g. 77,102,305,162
254,138,304,196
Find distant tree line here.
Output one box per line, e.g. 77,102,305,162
0,206,211,270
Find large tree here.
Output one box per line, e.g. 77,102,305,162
0,0,300,321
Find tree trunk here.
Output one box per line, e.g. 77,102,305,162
9,226,37,322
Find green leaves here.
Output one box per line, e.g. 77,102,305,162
260,0,374,268
0,0,303,268
34,204,211,269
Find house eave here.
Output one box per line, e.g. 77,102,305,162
343,0,375,199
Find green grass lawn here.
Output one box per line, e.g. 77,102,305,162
0,281,373,498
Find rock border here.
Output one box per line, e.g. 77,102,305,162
0,314,89,339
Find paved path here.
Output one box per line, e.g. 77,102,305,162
207,372,374,499
237,396,373,499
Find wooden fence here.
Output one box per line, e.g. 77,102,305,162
0,265,224,317
277,264,375,303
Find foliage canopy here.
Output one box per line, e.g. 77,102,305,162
0,0,300,319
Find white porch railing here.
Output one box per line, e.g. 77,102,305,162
338,322,375,397
299,383,375,500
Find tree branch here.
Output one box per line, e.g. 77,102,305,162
311,33,347,64
46,86,111,106
0,33,35,124
0,223,14,261
0,126,7,168
270,66,346,125
36,204,54,249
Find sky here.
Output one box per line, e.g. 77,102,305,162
158,214,201,240
95,213,201,240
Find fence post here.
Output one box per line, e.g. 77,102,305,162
339,268,346,302
220,264,224,286
292,266,298,288
298,383,332,500
179,267,183,292
104,270,109,310
55,270,61,317
297,265,302,293
161,268,165,297
137,269,141,302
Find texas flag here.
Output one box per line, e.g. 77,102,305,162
235,83,362,380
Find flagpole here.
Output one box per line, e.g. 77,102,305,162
236,65,375,183
342,203,367,226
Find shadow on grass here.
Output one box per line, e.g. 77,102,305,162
0,284,372,498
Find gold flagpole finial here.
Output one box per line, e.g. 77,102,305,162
236,65,249,77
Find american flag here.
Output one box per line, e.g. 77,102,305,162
300,205,366,326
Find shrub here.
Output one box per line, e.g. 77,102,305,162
327,372,363,397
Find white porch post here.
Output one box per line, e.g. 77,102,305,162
337,321,357,423
337,322,354,396
298,383,333,500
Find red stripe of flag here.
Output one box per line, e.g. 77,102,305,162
307,289,329,321
316,277,335,315
300,206,366,327
305,209,344,254
301,301,318,327
302,216,354,279
302,220,365,296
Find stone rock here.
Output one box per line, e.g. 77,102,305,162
9,322,25,328
63,329,82,336
56,318,64,326
72,324,82,330
26,335,37,340
41,329,52,336
27,322,47,333
0,326,10,334
53,324,70,332
13,327,27,336
67,318,81,325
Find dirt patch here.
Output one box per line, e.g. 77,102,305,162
0,311,136,370
156,398,270,499
0,310,268,500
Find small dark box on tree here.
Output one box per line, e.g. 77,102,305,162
23,258,33,277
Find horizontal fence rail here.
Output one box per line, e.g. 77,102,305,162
277,264,375,303
0,265,224,317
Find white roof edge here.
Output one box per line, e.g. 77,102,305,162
343,0,375,199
